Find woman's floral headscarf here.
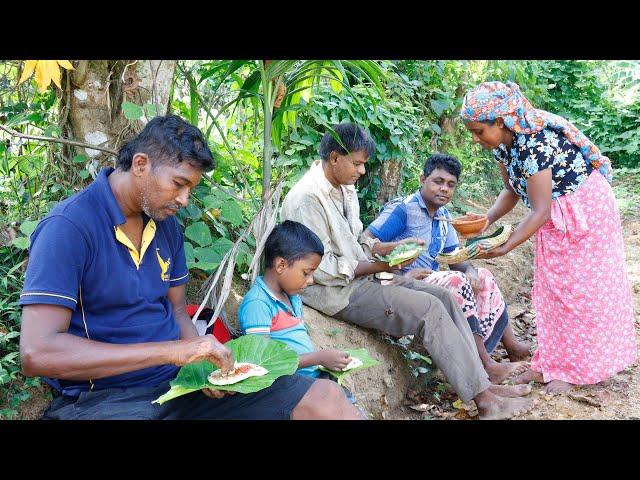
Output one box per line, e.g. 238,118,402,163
460,81,613,183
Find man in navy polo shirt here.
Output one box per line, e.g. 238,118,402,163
19,115,360,420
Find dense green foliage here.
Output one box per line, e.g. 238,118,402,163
1,59,638,418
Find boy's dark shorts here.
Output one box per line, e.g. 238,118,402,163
42,374,316,420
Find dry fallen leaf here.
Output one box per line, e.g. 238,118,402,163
453,408,476,420
568,393,602,408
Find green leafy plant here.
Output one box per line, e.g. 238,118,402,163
121,101,161,122
0,244,29,418
386,335,433,380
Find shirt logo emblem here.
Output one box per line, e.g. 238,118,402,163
156,248,171,281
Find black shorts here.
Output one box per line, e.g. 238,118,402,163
42,374,316,420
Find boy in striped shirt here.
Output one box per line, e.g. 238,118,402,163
239,221,354,378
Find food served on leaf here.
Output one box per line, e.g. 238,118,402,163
318,348,380,385
154,336,298,404
207,362,268,386
342,356,363,371
436,224,512,264
375,242,425,267
465,225,512,248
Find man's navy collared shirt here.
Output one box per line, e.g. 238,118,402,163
20,168,189,395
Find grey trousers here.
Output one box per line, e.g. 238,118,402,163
335,275,491,402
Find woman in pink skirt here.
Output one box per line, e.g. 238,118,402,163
460,81,637,393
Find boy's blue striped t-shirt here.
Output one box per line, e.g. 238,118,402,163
238,277,320,377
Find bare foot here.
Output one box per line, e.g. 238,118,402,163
512,368,544,385
486,361,529,384
475,393,533,420
543,380,574,395
489,384,532,398
506,341,533,362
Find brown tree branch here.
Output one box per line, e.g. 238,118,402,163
0,123,117,155
1,122,248,202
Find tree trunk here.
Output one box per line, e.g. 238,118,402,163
375,158,403,205
62,60,176,173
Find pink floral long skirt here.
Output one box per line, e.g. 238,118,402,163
530,170,637,384
424,268,506,352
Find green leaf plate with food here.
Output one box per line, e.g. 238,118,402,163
436,224,512,264
318,348,381,385
153,335,299,405
375,242,425,267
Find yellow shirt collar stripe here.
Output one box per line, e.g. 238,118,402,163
114,219,157,269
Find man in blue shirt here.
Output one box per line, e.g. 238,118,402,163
365,153,532,381
19,115,359,420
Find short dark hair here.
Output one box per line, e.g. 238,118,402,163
423,153,462,180
264,220,324,268
117,114,215,172
319,123,376,162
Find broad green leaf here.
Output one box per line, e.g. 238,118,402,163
211,237,234,256
182,203,202,220
192,261,220,273
430,99,448,117
184,241,195,263
184,222,212,247
236,241,253,268
318,348,381,386
145,103,159,118
72,154,87,164
43,124,61,137
152,385,201,404
194,247,222,265
122,102,144,120
221,200,244,226
202,193,226,210
11,237,29,250
210,220,229,238
153,336,299,404
19,220,39,236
